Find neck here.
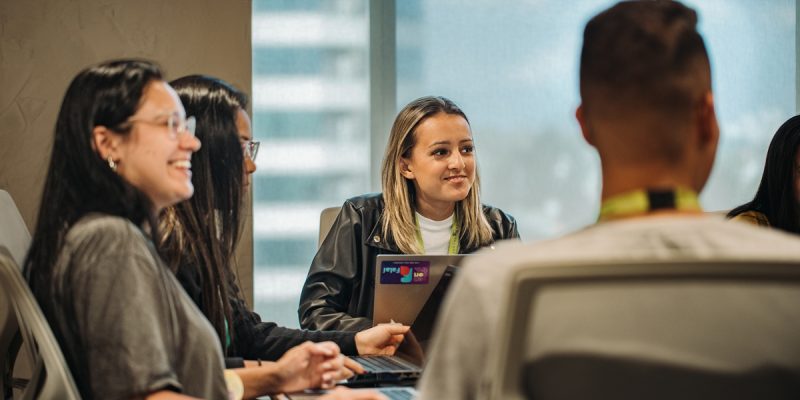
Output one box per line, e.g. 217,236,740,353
600,164,698,202
599,165,703,219
415,196,455,221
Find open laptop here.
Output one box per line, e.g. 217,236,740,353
346,255,466,385
284,387,418,400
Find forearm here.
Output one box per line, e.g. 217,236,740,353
231,363,286,399
242,324,360,360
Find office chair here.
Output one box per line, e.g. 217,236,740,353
0,246,81,400
0,190,31,267
318,206,341,248
490,259,800,400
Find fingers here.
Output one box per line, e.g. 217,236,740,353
343,356,365,374
319,355,354,382
380,324,410,335
305,341,340,358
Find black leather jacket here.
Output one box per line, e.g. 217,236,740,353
298,193,520,332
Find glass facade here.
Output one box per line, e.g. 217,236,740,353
251,0,369,327
253,0,796,328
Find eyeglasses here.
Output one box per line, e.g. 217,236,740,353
125,113,196,139
243,140,260,161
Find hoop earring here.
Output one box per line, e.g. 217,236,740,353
107,156,117,172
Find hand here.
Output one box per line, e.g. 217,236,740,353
275,341,346,393
355,324,410,355
319,387,389,400
343,356,366,375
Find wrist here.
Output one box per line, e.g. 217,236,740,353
354,331,365,355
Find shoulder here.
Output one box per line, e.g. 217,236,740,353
730,210,770,227
344,193,384,211
62,214,159,276
480,203,518,239
66,214,146,248
481,204,515,223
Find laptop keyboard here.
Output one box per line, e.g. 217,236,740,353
353,356,414,372
379,388,416,400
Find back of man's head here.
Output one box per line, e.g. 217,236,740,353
580,0,712,166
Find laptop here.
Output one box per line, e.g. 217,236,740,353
346,255,466,385
284,387,418,400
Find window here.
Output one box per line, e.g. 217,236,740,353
253,0,796,328
252,0,370,327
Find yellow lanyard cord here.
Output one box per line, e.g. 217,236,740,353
415,213,460,255
599,187,701,222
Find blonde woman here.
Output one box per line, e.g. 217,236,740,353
299,96,520,331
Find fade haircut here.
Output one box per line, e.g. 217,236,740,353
580,0,711,163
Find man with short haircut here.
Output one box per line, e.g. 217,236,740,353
417,1,800,399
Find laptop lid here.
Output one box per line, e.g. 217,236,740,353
372,254,467,326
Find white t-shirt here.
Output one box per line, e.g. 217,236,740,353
416,212,454,255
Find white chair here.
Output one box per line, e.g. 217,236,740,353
318,206,341,248
0,189,31,267
0,246,81,399
491,259,800,400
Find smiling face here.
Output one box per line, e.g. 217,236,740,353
113,81,202,211
400,112,475,220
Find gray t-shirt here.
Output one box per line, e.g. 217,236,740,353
46,215,228,399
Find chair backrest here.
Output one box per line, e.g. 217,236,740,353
0,246,81,400
490,259,800,400
0,190,32,267
318,206,341,248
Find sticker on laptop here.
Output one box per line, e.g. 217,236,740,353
380,261,430,284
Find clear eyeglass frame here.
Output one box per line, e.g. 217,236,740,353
243,140,260,161
126,113,196,139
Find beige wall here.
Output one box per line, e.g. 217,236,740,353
0,0,255,304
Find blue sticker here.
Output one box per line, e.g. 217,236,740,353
380,261,430,284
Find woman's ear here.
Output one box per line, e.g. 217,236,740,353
91,126,120,161
399,157,415,180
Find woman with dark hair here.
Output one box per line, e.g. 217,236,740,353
299,96,520,331
23,59,228,399
728,115,800,233
162,75,407,363
23,60,364,400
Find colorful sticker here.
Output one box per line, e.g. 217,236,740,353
380,261,430,284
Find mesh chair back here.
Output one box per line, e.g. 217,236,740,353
491,259,800,400
0,190,31,267
0,246,80,400
318,206,341,248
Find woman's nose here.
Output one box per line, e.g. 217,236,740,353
449,152,465,169
245,157,257,174
181,133,201,151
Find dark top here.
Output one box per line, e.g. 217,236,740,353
174,258,358,361
298,193,520,332
40,215,227,399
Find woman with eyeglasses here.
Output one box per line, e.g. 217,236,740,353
160,75,401,398
22,59,231,399
24,60,379,400
299,96,520,332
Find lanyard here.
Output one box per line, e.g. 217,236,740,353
599,187,701,222
415,213,460,255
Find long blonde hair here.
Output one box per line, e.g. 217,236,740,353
381,96,493,254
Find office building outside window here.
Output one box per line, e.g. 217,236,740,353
253,0,795,328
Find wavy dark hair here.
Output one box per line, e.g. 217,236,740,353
24,59,163,306
160,75,247,351
727,115,800,234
